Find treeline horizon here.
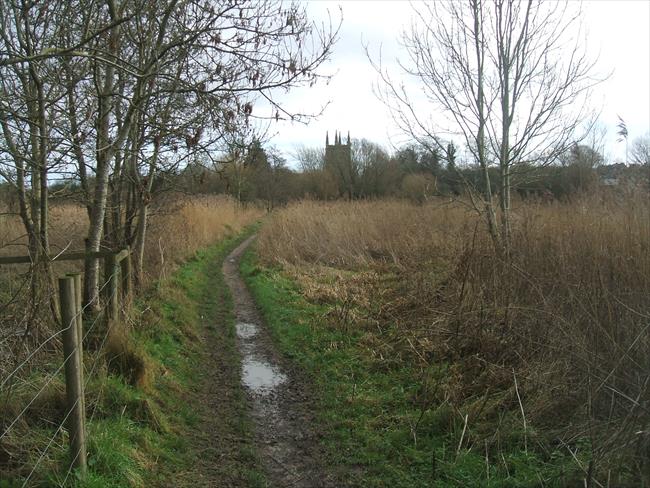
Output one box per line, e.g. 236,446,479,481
8,133,647,211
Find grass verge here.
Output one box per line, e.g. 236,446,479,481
240,243,584,488
3,226,264,487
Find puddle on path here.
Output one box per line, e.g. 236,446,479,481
236,322,258,339
242,357,287,393
236,322,287,395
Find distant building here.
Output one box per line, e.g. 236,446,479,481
325,130,351,170
324,131,354,199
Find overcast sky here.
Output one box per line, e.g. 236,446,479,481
266,0,650,167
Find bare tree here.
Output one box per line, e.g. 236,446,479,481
1,0,339,309
616,116,629,164
293,145,325,172
353,139,392,197
371,0,601,252
0,0,82,322
630,133,650,166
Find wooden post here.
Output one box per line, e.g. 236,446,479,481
59,276,87,477
67,273,86,436
120,247,132,302
103,253,119,320
67,273,84,347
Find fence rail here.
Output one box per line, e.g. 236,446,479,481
0,249,127,265
0,247,132,485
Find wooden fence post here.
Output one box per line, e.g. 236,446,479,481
59,276,87,477
67,273,86,436
66,273,84,346
120,247,132,302
103,253,119,320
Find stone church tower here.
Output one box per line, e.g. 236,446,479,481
325,131,354,199
324,130,351,170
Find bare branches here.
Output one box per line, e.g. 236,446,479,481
0,0,339,307
370,0,602,252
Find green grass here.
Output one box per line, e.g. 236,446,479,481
240,244,584,488
3,226,264,487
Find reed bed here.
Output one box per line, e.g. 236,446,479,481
257,192,650,483
1,195,262,275
0,194,262,376
145,195,263,283
258,198,473,269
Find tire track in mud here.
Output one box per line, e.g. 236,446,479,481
222,235,337,488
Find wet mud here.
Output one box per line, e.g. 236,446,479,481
222,236,337,488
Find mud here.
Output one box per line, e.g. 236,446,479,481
222,235,337,488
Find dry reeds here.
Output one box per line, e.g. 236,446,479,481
257,192,650,482
0,194,262,383
0,205,29,255
145,195,263,283
257,198,473,270
0,194,262,280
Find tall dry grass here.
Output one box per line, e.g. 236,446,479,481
258,198,472,269
0,209,27,255
145,195,263,282
0,195,262,274
0,194,262,374
0,204,88,256
257,192,650,483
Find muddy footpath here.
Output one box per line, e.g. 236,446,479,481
222,235,338,488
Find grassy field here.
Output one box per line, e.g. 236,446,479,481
245,194,650,487
2,226,265,487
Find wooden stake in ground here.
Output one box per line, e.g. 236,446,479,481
59,276,87,477
67,273,86,440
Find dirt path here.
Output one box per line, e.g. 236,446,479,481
222,235,337,488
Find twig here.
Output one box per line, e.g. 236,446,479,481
456,412,469,456
513,368,528,453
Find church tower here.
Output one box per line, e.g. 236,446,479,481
325,130,352,170
324,130,354,198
